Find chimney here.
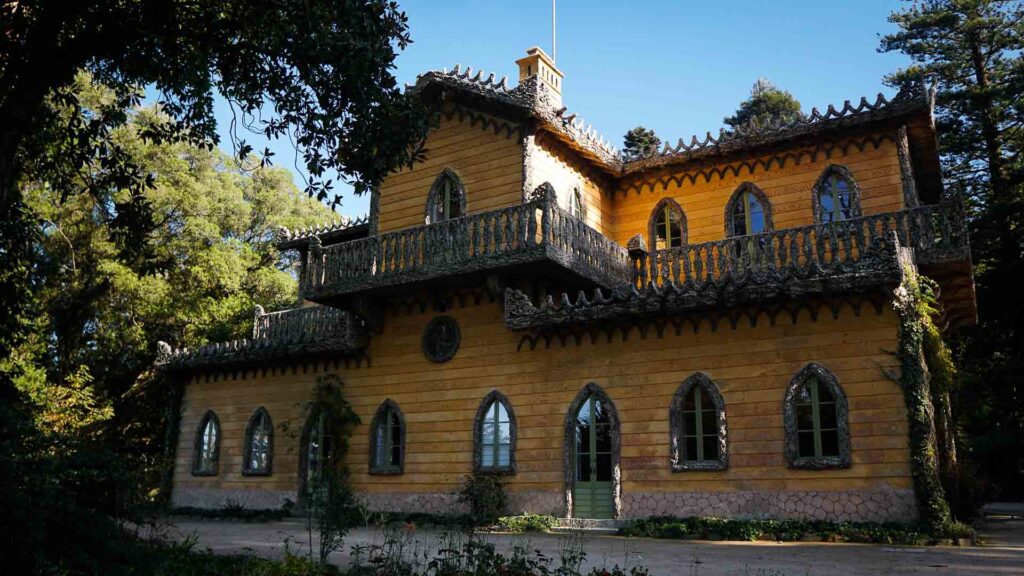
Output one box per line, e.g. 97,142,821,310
516,46,564,108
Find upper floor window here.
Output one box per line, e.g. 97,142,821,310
426,168,466,224
726,182,772,237
569,187,585,220
192,410,220,476
370,399,405,474
670,373,728,471
649,198,686,250
243,407,273,476
474,391,516,473
784,363,851,469
813,165,861,223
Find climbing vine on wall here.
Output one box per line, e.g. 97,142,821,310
891,264,954,531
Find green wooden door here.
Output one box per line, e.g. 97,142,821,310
572,394,615,518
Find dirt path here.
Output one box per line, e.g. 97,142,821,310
161,516,1024,576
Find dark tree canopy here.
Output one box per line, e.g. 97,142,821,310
723,78,805,129
622,126,662,160
881,0,1024,505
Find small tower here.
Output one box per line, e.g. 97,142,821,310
516,46,564,108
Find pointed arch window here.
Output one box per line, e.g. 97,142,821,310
474,391,517,474
426,168,466,224
784,363,852,469
369,400,405,475
243,407,273,476
670,373,728,471
569,187,585,220
300,406,333,496
192,411,220,476
725,183,773,237
564,383,621,519
648,198,686,250
813,165,861,223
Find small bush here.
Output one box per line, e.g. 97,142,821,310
457,472,507,526
497,512,558,533
170,504,292,522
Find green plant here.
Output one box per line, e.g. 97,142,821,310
497,513,558,533
457,472,507,526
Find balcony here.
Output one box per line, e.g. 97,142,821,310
505,202,974,331
302,194,631,303
156,305,368,371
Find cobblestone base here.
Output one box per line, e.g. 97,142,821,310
171,487,297,510
622,489,918,523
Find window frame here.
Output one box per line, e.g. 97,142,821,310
473,390,517,474
669,373,728,472
192,410,221,477
724,182,773,238
368,399,406,475
299,406,333,499
568,187,586,220
425,167,467,224
783,363,852,470
242,407,274,476
812,165,862,224
647,197,687,250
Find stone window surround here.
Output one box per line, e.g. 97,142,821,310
422,315,461,364
298,405,331,501
369,399,406,475
669,372,729,472
192,410,220,477
724,182,774,238
424,167,467,225
472,390,518,475
811,164,863,224
562,382,622,519
647,197,688,248
783,362,853,470
242,407,273,477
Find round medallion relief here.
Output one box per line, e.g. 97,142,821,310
422,316,460,363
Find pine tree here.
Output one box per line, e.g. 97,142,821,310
622,127,662,160
723,78,805,129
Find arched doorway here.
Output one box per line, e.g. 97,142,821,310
564,383,620,518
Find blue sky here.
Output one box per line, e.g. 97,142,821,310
212,0,912,219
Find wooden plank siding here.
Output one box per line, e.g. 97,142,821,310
610,137,906,246
376,110,524,233
529,137,613,235
173,298,910,500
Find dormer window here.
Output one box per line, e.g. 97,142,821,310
426,168,466,224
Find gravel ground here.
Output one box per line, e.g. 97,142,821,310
160,516,1024,576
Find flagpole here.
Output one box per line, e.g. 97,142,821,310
552,0,556,64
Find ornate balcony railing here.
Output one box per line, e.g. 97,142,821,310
303,193,631,299
629,201,968,290
156,305,368,370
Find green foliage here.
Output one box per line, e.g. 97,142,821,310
618,515,973,545
723,78,805,129
881,0,1024,500
497,513,558,533
169,504,293,523
458,472,508,526
621,127,662,161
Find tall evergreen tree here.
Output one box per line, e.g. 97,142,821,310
622,126,662,160
724,78,805,129
880,0,1024,503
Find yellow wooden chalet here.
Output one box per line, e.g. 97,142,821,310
158,47,975,523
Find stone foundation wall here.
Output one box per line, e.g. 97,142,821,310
622,489,918,523
171,487,297,510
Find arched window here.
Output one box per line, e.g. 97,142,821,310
300,406,333,495
725,182,772,237
192,410,220,476
648,198,686,250
425,168,466,224
669,373,728,471
243,407,273,476
569,187,585,220
813,165,861,223
474,391,516,473
784,363,852,469
369,399,405,475
564,383,621,519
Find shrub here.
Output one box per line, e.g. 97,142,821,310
457,472,507,526
497,512,558,533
